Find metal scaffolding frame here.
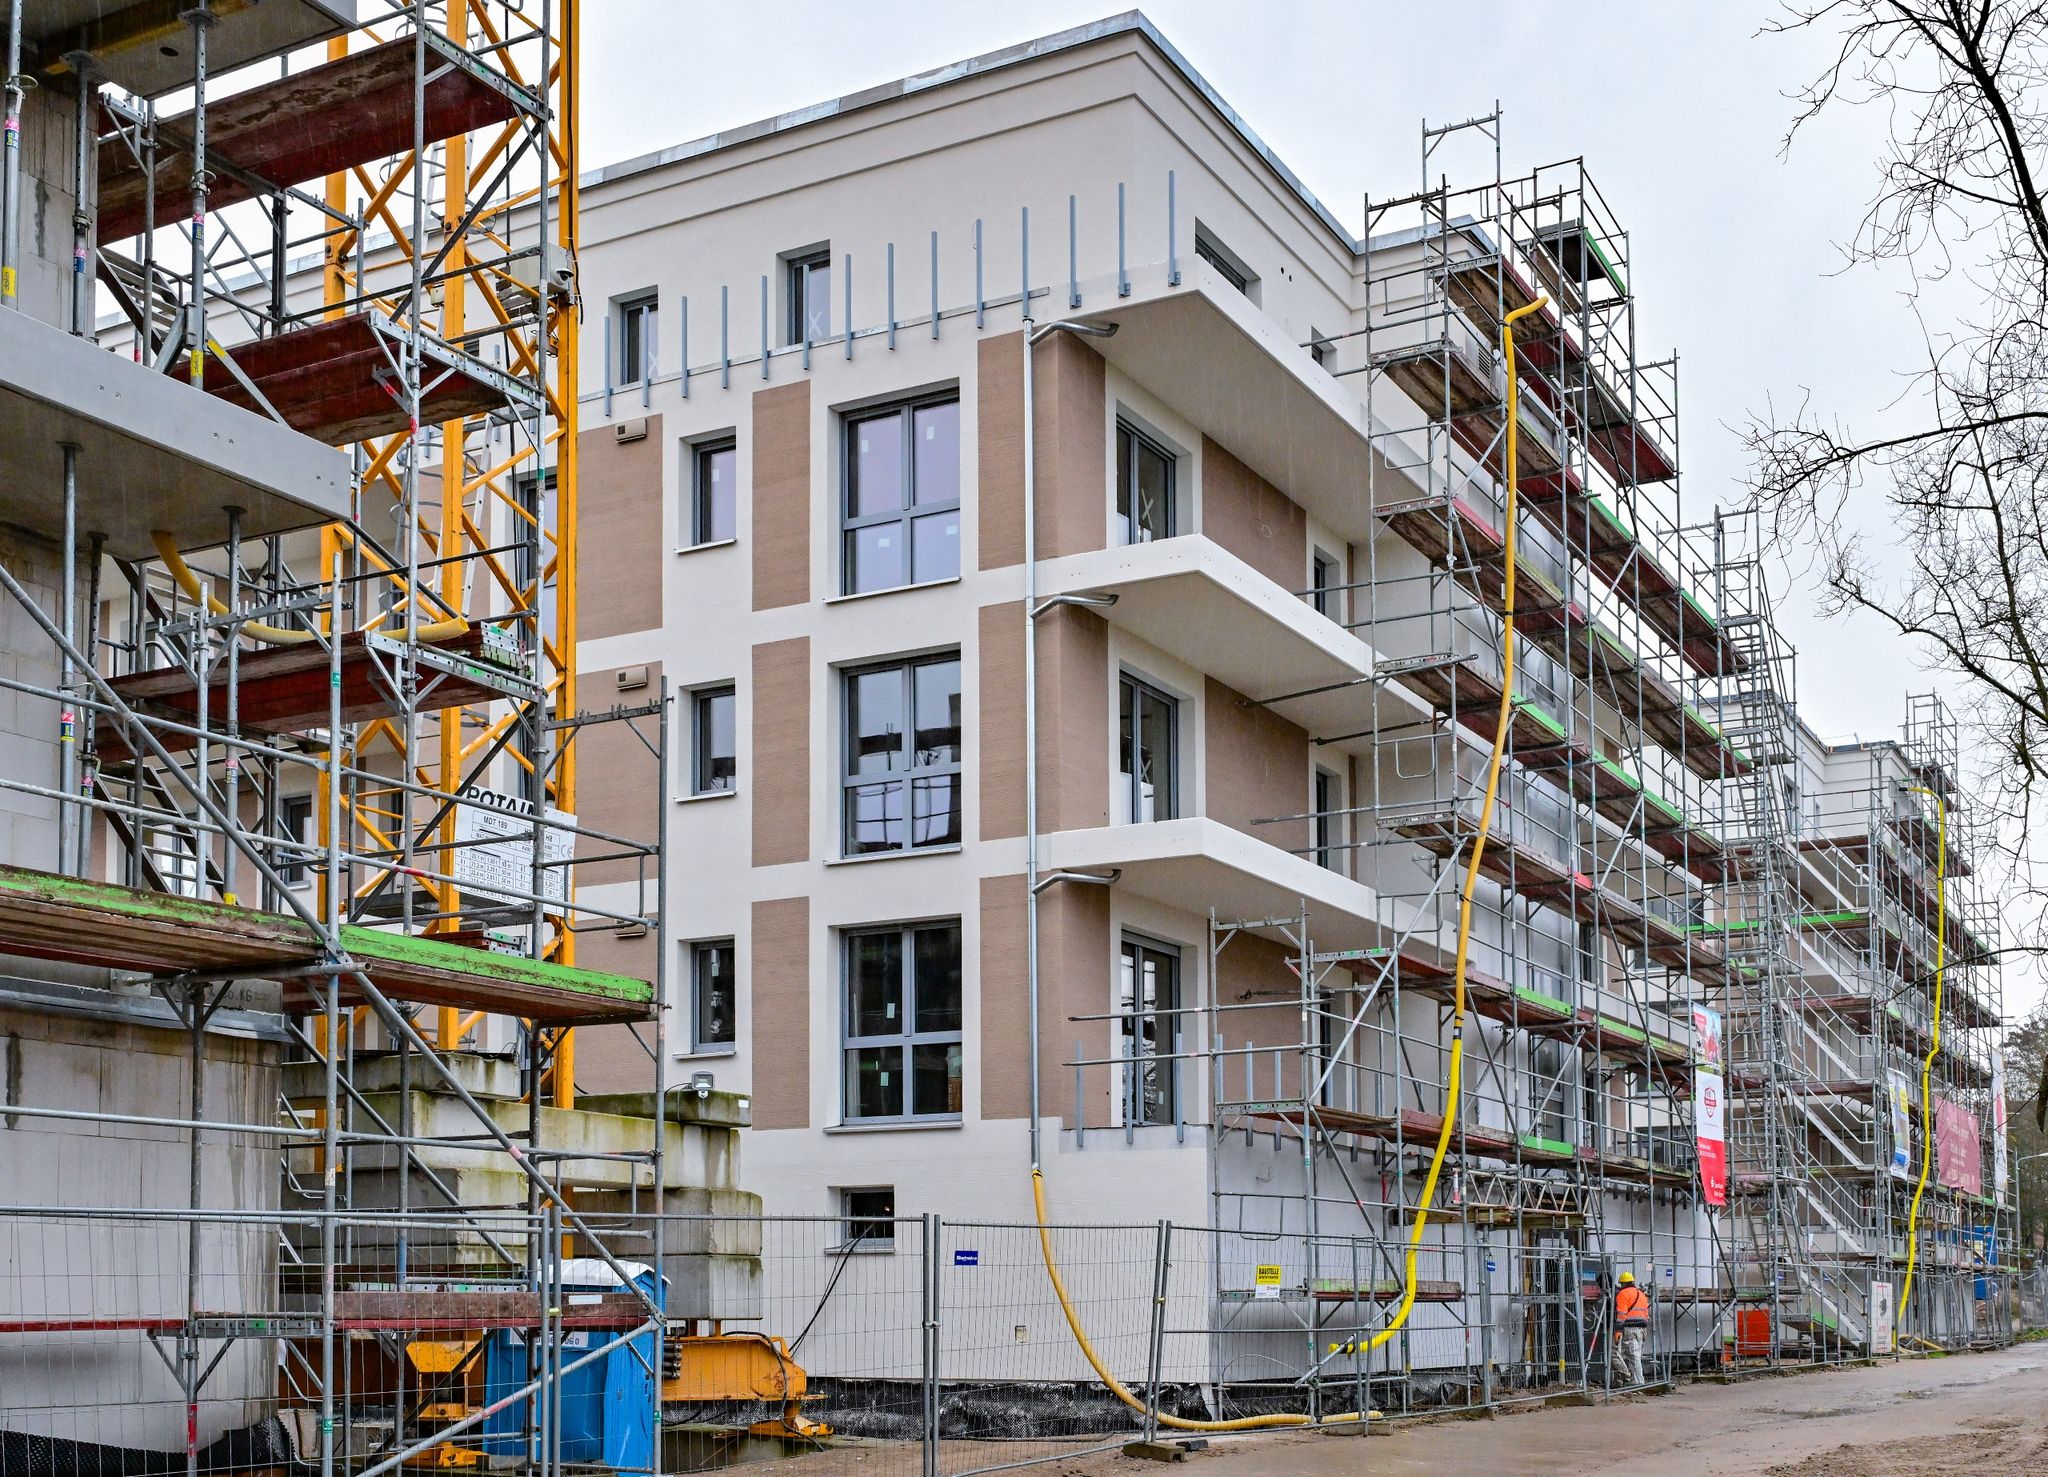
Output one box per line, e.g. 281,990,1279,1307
0,1,678,1469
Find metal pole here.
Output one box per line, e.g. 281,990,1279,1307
186,2,212,385
69,56,93,334
1022,318,1041,1171
921,1212,939,1477
222,506,242,902
1,0,23,309
57,443,77,875
1144,1219,1171,1441
318,554,343,1477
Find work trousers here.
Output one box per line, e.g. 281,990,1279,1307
1615,1324,1648,1385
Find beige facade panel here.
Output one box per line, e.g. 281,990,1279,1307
751,381,813,611
750,895,811,1129
979,601,1026,841
578,414,664,640
978,872,1029,1119
1043,880,1112,1127
566,928,658,1098
573,660,665,887
1204,675,1310,854
1038,606,1111,831
1038,333,1109,559
978,332,1026,570
750,637,811,866
1201,436,1308,592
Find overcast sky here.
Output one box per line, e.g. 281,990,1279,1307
579,2,2025,996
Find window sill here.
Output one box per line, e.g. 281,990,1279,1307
823,576,961,606
674,788,740,805
825,845,963,867
676,1046,738,1061
674,538,739,556
822,1242,898,1257
824,1118,964,1134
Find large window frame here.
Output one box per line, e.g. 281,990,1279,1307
841,652,963,856
689,938,737,1053
1118,934,1181,1127
689,436,737,547
1313,765,1343,873
278,794,313,885
690,685,737,795
841,920,964,1124
1115,419,1177,546
1118,672,1179,824
840,392,961,596
616,293,657,385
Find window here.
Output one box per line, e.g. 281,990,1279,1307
1314,766,1342,872
278,795,314,885
842,394,960,595
1310,328,1334,370
838,1187,896,1251
787,248,831,346
1115,421,1176,545
617,293,657,385
1118,936,1179,1126
690,438,736,545
1118,674,1178,823
843,653,962,855
1311,548,1344,622
690,939,736,1051
842,921,963,1122
1194,226,1253,296
691,686,736,795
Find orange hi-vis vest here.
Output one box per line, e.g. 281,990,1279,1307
1616,1284,1650,1327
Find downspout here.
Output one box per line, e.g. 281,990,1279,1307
1021,316,1117,1174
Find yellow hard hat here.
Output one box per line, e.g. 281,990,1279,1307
1618,1271,1636,1284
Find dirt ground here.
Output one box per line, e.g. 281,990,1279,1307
1050,1339,2048,1476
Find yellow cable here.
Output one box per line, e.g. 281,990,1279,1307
1028,296,1546,1429
153,531,468,646
1897,784,1946,1339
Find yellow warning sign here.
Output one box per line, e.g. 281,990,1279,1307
1254,1264,1283,1299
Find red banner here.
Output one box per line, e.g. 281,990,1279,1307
1935,1095,1983,1197
1694,1069,1728,1207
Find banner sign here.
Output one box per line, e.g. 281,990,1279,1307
1993,1056,2010,1206
1691,1003,1723,1071
1693,1068,1728,1207
1869,1280,1894,1355
1887,1070,1913,1179
1935,1094,1983,1198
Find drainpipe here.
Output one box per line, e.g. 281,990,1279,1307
1022,315,1117,1173
2,0,23,309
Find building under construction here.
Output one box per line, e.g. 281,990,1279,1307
0,3,2019,1464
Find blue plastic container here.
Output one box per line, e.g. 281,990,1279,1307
481,1260,660,1469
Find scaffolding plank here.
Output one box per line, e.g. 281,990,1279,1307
93,627,522,761
0,864,652,1024
179,313,520,446
328,1290,649,1332
98,34,529,242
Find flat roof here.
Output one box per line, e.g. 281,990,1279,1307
579,10,1365,257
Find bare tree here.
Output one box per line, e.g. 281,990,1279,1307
1751,2,2048,925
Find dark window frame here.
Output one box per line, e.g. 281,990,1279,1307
691,685,737,795
840,391,962,596
1311,547,1344,622
836,1186,897,1252
690,937,737,1052
1118,933,1181,1127
1313,765,1342,872
787,248,831,346
1115,419,1178,546
841,920,964,1125
1193,227,1253,296
690,436,737,547
278,794,314,885
841,651,963,856
1118,671,1180,824
617,292,657,385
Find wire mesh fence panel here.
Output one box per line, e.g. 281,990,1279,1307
935,1220,1158,1475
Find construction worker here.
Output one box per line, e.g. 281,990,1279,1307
1614,1270,1651,1385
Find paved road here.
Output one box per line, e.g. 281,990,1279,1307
1071,1341,2048,1476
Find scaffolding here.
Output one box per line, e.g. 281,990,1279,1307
1174,114,1762,1406
0,1,680,1468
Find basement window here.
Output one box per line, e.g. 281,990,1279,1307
836,1187,896,1252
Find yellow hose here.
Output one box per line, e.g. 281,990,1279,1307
1027,296,1548,1430
1897,784,1946,1338
153,531,468,646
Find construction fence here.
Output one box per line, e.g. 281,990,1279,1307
7,1202,1999,1476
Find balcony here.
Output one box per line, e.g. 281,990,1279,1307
1039,815,1406,953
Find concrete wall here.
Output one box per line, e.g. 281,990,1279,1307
0,524,66,874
